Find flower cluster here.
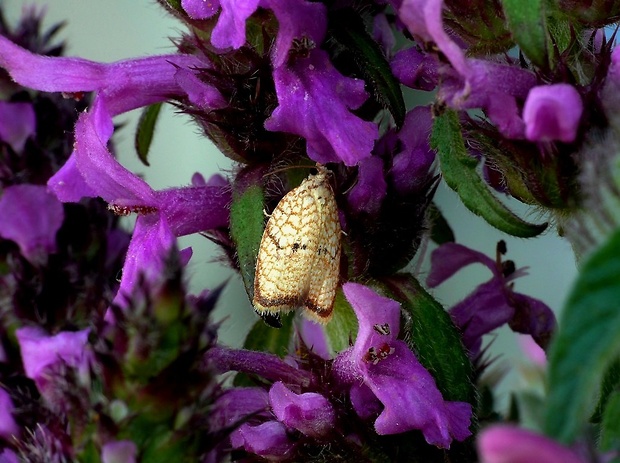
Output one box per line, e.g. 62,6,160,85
1,0,620,461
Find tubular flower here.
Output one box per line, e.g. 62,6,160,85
427,242,556,356
333,283,472,448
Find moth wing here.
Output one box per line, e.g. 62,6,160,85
253,184,317,315
302,181,341,324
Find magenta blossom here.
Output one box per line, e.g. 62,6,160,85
46,97,230,309
0,100,36,152
347,156,387,215
477,425,585,463
269,381,336,438
0,184,64,265
427,242,556,355
16,326,91,397
333,282,472,448
0,388,19,442
210,386,295,460
200,0,326,69
265,48,378,166
101,440,137,463
396,0,537,138
523,84,583,143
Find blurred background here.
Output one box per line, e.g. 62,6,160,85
4,0,578,405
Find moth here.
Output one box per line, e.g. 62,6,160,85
253,165,341,327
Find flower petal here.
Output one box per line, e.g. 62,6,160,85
366,342,472,447
101,440,137,463
349,383,382,419
210,388,270,430
156,182,231,236
337,283,472,446
16,326,90,390
391,46,439,92
269,381,335,438
211,0,261,50
206,346,312,387
0,184,64,264
50,97,156,205
265,49,377,166
0,101,36,152
426,242,498,288
391,106,435,194
449,279,515,354
398,0,468,75
174,68,227,109
112,215,176,309
341,282,400,362
523,84,583,143
265,0,327,68
0,449,18,463
0,36,202,115
477,425,584,463
230,421,295,461
347,156,387,215
299,318,330,359
0,388,19,441
181,0,220,19
508,292,556,350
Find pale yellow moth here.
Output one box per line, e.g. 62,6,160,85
253,165,341,326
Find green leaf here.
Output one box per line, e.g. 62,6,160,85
427,202,455,244
592,358,620,424
601,391,620,451
325,289,358,355
229,184,265,301
501,0,549,68
135,102,163,166
431,109,547,238
243,314,294,357
545,230,620,443
328,9,406,127
380,275,475,404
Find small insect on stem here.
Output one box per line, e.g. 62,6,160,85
253,165,341,327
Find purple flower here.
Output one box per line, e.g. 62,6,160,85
181,0,220,19
427,242,556,355
231,421,295,461
0,184,64,264
0,388,19,442
0,100,36,152
208,0,326,68
269,381,335,438
0,449,18,463
396,0,537,138
210,388,271,430
518,334,547,368
333,283,472,448
16,326,91,394
45,97,230,309
477,425,585,463
391,46,439,92
209,0,261,50
0,35,207,116
207,346,312,387
101,440,137,463
390,106,435,195
298,318,330,360
523,84,583,143
210,388,292,459
347,156,387,215
265,49,378,166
